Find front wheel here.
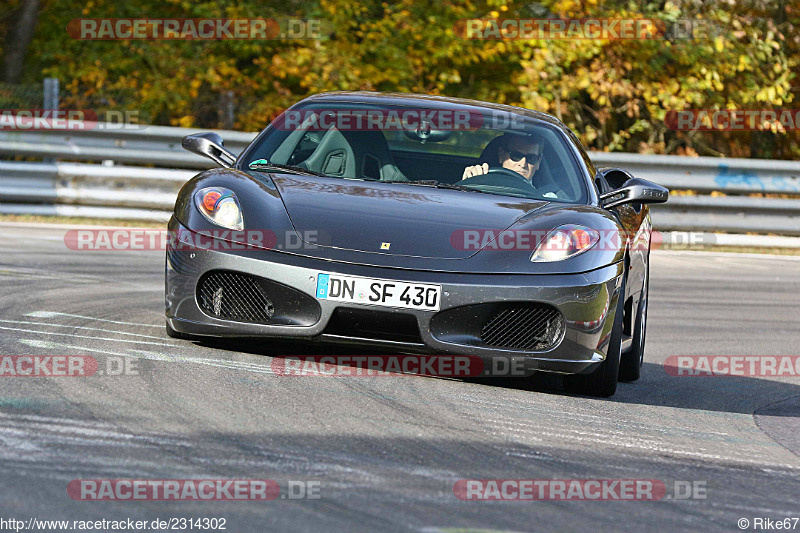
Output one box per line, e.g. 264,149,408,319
564,275,626,397
619,264,648,382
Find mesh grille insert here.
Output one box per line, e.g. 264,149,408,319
480,303,564,351
197,271,275,323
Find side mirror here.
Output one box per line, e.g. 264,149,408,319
599,175,669,209
182,132,237,168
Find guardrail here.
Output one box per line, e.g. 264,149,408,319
0,125,254,169
1,125,799,234
591,152,800,235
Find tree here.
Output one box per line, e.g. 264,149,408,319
2,0,40,83
13,0,800,159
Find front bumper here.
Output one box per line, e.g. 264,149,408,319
166,220,624,375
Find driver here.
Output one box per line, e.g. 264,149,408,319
461,132,544,181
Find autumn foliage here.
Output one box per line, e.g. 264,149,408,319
2,0,798,159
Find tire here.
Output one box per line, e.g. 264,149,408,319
564,275,626,398
166,320,194,340
619,263,648,382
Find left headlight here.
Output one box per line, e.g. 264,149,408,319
530,224,600,262
194,187,244,231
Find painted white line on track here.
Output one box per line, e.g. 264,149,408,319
19,339,136,358
131,348,276,374
487,424,798,469
0,419,139,440
0,325,179,347
0,268,99,282
0,411,113,427
0,318,168,341
488,416,779,449
460,396,756,438
18,339,275,376
25,311,163,328
544,431,792,467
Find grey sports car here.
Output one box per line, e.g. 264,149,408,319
165,92,668,397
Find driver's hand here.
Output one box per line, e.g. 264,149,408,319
462,163,489,180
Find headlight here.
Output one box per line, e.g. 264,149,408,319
530,224,600,262
194,187,244,230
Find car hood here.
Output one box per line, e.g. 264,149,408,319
271,175,548,259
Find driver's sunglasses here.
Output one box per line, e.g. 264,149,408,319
503,146,543,164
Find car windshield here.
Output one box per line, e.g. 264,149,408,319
240,101,589,203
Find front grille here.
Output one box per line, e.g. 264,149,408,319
198,271,275,323
480,303,564,351
196,270,322,326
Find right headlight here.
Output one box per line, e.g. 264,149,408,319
530,224,600,262
194,187,244,231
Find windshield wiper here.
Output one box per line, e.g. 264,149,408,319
247,160,328,177
401,180,494,194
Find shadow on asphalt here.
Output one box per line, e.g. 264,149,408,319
191,338,800,416
469,362,800,416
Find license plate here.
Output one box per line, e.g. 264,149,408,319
316,273,441,311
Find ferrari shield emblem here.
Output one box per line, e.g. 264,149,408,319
380,242,391,250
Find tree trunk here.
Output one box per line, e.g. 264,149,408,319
2,0,40,84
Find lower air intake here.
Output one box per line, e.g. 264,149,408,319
480,303,564,351
197,271,275,323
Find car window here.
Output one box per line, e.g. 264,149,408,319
241,102,589,204
382,129,499,157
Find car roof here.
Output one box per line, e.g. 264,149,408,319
299,91,567,130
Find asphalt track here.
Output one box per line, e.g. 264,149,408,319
0,222,798,532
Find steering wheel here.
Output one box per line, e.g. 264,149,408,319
459,166,537,191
